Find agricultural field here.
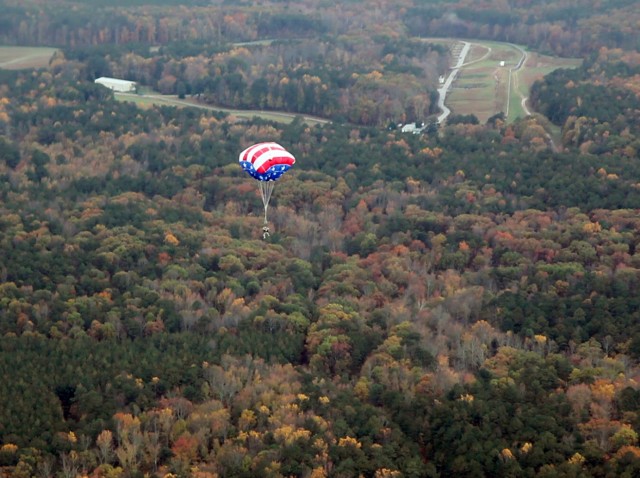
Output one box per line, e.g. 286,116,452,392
0,46,58,70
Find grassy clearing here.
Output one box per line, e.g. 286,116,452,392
508,51,582,122
433,39,581,124
114,94,160,108
233,39,276,47
448,64,505,121
466,44,491,63
515,53,582,97
0,46,58,70
449,42,523,122
115,92,329,126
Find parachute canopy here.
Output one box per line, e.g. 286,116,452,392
238,142,296,225
239,142,295,182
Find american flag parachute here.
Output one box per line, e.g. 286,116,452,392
239,142,296,225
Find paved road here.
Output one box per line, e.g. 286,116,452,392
436,41,471,124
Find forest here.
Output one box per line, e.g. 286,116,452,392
1,0,640,477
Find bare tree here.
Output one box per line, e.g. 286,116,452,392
96,429,114,465
60,452,79,478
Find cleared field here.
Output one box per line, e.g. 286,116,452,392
516,53,582,86
448,42,519,122
0,46,58,70
433,39,581,123
465,43,491,63
115,92,330,126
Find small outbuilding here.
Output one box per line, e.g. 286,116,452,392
95,77,137,93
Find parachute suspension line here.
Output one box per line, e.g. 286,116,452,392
259,181,276,224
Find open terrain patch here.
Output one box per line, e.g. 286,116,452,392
0,46,58,70
432,39,582,123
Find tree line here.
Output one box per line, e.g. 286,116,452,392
0,0,638,57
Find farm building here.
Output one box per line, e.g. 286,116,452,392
94,77,137,92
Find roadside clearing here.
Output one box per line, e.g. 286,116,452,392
116,92,330,127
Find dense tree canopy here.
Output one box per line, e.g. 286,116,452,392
1,0,640,476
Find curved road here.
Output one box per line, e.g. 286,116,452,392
436,41,471,124
505,43,558,151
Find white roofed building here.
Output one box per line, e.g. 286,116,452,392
401,123,417,133
95,77,137,92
